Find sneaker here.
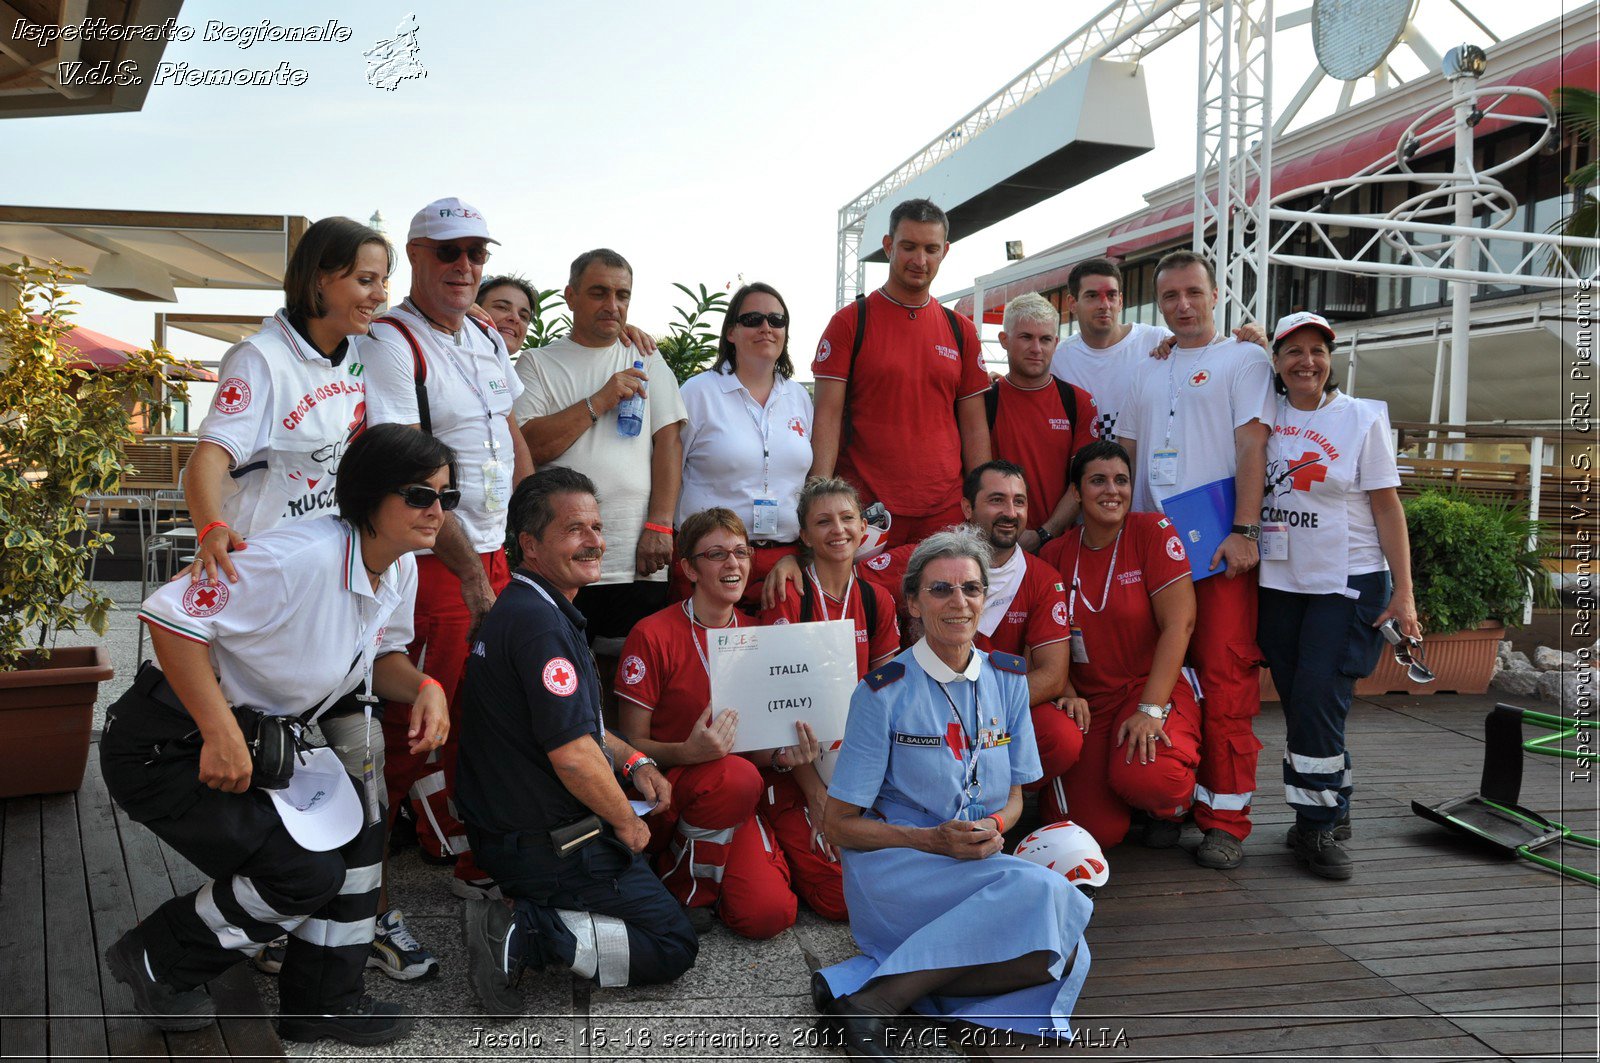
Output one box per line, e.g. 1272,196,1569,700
1195,828,1245,870
1286,814,1352,847
276,995,414,1045
1143,818,1183,849
449,875,503,902
252,936,287,975
104,931,216,1032
1292,828,1354,880
683,904,716,933
368,910,439,982
461,897,526,1017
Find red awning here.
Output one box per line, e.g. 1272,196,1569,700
34,317,216,381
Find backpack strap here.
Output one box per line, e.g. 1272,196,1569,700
373,316,431,436
841,294,868,450
860,577,879,638
941,305,966,359
984,380,1000,429
799,576,816,624
1055,378,1079,432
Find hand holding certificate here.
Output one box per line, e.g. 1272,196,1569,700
708,620,856,753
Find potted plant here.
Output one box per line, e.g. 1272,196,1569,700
0,259,179,797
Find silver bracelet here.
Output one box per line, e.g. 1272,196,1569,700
583,397,599,424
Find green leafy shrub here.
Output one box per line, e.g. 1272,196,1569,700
657,282,728,384
520,286,571,350
0,260,179,668
1404,487,1550,635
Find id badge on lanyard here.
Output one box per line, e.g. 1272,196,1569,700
1070,627,1089,664
752,495,779,538
483,455,508,513
1260,523,1289,561
1150,447,1179,486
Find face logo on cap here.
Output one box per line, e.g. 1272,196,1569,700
621,655,646,686
816,338,831,363
543,658,578,696
215,377,251,414
1189,370,1210,387
438,207,483,220
867,554,891,571
1166,536,1187,562
1052,601,1068,627
182,579,229,617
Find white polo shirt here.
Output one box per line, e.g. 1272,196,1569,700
1051,321,1171,441
197,312,368,534
1119,336,1276,514
139,517,417,718
677,366,813,541
364,303,521,554
513,337,688,586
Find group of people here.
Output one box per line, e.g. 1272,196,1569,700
97,193,1421,1059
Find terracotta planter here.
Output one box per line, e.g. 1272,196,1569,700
1260,621,1506,701
0,645,113,797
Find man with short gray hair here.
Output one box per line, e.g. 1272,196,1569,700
987,293,1100,555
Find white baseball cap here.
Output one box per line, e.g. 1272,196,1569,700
407,197,499,245
269,746,363,852
1272,311,1336,349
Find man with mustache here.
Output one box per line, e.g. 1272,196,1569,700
458,469,696,1015
809,198,992,548
515,249,687,645
985,293,1101,556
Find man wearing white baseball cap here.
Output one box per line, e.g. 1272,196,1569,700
363,196,534,976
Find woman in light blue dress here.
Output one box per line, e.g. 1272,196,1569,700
818,528,1093,1060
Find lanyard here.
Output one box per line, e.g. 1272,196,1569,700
1067,525,1123,627
932,676,982,804
738,386,774,496
404,299,501,460
805,564,854,623
684,598,736,679
1163,338,1222,447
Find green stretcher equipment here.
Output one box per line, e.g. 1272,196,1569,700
1412,703,1599,887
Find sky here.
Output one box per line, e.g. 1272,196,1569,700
4,0,1536,394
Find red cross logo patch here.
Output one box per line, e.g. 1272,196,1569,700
788,417,806,438
181,579,229,617
866,554,891,571
816,338,832,363
543,658,578,696
1052,601,1068,627
215,377,251,414
621,654,646,686
1166,536,1187,562
1188,370,1210,388
1288,451,1329,492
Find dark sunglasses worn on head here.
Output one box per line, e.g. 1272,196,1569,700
925,580,986,600
430,243,491,265
691,546,754,562
735,311,788,329
393,484,461,511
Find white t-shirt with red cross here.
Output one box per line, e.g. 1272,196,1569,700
1051,321,1171,441
616,602,751,744
1119,336,1276,514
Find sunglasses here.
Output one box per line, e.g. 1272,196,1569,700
428,243,491,265
735,311,788,329
924,580,985,600
690,545,754,562
1380,619,1435,684
393,484,461,511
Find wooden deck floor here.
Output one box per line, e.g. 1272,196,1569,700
0,692,1594,1061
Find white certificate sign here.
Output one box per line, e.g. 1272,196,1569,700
709,620,856,753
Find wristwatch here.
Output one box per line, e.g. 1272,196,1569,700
770,748,794,774
1231,523,1261,541
1034,527,1055,548
1136,702,1172,721
621,755,657,783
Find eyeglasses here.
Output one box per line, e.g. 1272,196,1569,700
923,580,986,600
690,546,754,562
1380,619,1435,684
428,243,491,265
735,311,788,329
393,484,461,511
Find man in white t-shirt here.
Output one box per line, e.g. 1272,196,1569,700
515,249,688,644
1051,257,1172,442
1117,250,1274,872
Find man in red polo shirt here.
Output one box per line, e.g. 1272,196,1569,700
809,199,991,546
987,293,1100,556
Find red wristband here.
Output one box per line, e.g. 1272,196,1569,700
418,676,444,695
198,520,230,544
988,811,1006,834
643,522,674,536
622,751,647,779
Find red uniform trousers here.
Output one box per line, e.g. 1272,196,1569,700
755,771,846,921
1023,701,1086,794
1188,571,1265,841
649,755,796,940
1042,681,1202,849
667,541,799,613
381,550,510,881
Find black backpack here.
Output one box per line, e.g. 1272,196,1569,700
840,293,968,448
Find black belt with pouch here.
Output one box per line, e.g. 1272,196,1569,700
135,662,308,791
475,813,608,857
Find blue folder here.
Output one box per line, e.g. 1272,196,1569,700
1159,477,1236,583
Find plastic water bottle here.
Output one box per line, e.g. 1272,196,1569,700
616,359,645,437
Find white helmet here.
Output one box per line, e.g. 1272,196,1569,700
856,502,892,561
1014,820,1109,889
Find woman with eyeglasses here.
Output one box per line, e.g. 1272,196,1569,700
1037,440,1201,852
615,508,821,939
675,282,812,610
1256,313,1419,882
100,424,454,1045
815,527,1093,1061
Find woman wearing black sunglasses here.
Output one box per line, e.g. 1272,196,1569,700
100,424,455,1045
676,282,812,610
815,527,1093,1060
